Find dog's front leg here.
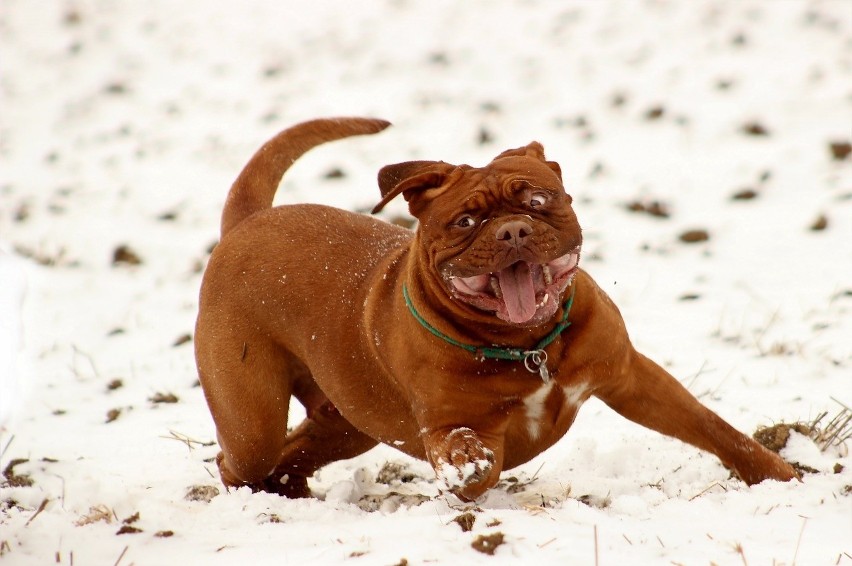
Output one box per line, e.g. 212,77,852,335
421,426,503,501
596,349,799,485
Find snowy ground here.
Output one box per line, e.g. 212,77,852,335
2,0,851,564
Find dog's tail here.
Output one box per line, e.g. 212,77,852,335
220,117,391,237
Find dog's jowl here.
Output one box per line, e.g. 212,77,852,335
195,117,797,501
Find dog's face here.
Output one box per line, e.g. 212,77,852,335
373,143,582,327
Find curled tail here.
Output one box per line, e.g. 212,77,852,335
220,117,391,237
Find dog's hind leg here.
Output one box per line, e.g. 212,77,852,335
195,320,308,496
264,378,379,493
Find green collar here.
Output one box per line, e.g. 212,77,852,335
401,283,576,382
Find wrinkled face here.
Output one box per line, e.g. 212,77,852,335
374,143,582,327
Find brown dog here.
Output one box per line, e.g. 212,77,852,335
195,117,797,501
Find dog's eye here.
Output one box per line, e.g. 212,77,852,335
455,215,476,228
529,193,548,208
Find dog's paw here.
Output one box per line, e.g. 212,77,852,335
737,449,801,486
430,427,496,501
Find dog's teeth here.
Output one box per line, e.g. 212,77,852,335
490,275,502,299
542,264,552,285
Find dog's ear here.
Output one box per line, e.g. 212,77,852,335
493,142,562,181
372,161,453,214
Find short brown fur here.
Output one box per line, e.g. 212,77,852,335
195,117,797,500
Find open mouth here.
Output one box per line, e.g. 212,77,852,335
446,248,580,325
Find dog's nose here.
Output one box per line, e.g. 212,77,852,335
495,220,533,246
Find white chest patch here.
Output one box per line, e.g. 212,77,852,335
523,381,589,441
563,382,590,407
523,381,555,440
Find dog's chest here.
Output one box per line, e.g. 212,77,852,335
515,380,589,442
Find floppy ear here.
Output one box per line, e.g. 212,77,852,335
372,161,454,214
493,141,562,181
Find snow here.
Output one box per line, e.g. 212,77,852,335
1,0,851,564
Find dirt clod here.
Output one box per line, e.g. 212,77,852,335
753,422,811,453
2,459,33,488
471,532,505,555
323,167,346,179
376,461,419,484
731,188,758,201
809,214,828,231
149,392,179,404
829,141,851,161
626,200,670,218
477,126,494,145
678,229,710,243
155,530,174,537
453,512,476,532
112,245,142,266
644,105,665,120
741,121,769,137
357,492,429,512
185,485,220,503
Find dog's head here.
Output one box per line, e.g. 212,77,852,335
373,142,582,327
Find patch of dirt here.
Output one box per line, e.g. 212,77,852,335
731,188,759,200
754,423,812,453
149,392,179,404
116,525,142,535
809,214,828,231
452,512,476,532
829,140,851,161
644,105,665,120
753,422,820,475
356,492,430,513
2,498,22,513
112,245,142,266
323,168,346,180
741,121,770,136
185,485,220,503
375,461,420,485
679,229,710,243
626,199,670,218
2,459,33,488
257,513,283,524
471,532,505,555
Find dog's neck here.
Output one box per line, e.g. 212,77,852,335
402,280,575,382
402,254,576,352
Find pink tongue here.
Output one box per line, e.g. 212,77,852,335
497,262,537,323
